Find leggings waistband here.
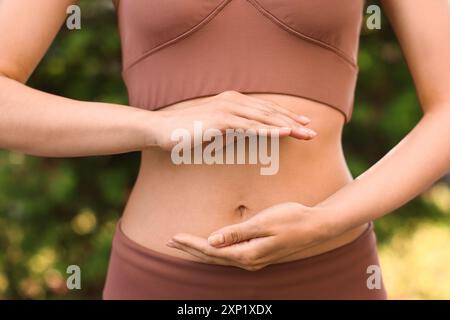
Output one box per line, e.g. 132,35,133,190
103,220,386,299
114,219,374,271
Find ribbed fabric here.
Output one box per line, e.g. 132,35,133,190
116,0,364,123
103,220,387,300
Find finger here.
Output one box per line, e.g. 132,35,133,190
207,220,270,247
170,233,240,260
225,110,316,140
169,240,268,270
226,103,314,137
171,233,278,270
225,99,314,137
225,115,293,137
290,126,317,140
215,93,317,139
244,95,312,125
167,239,234,266
225,91,311,125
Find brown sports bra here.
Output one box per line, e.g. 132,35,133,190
116,0,364,123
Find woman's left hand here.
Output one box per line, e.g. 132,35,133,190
167,202,331,271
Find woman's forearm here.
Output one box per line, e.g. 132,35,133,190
0,74,155,157
315,106,450,237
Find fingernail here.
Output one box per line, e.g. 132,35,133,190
297,115,311,124
307,129,317,137
298,127,316,138
172,235,182,242
166,240,176,247
208,234,224,246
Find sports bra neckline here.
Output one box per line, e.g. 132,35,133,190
116,0,365,123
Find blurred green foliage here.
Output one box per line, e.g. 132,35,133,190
0,0,449,299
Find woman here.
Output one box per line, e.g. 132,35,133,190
0,0,449,299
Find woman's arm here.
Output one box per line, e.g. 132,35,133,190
167,0,450,270
0,0,314,157
0,0,153,156
315,0,450,235
0,75,158,157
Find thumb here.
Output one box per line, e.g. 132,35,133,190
207,221,263,247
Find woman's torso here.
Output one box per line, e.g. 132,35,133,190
116,0,367,263
120,93,368,262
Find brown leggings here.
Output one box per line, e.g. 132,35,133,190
103,220,387,299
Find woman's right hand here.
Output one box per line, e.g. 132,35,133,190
145,90,317,151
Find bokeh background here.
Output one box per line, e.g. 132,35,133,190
0,0,449,299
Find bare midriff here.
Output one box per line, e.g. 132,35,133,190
120,93,368,263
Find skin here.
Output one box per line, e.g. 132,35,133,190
167,0,450,270
0,0,449,275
